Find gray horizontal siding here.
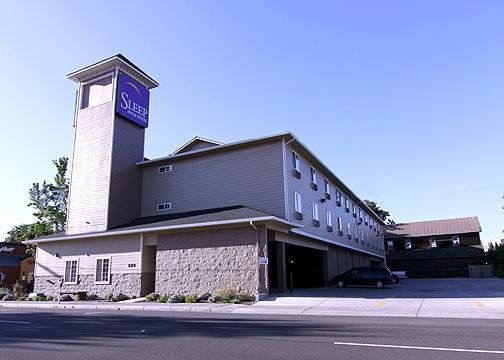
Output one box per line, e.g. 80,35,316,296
286,143,384,257
141,141,286,218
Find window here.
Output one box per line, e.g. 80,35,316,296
358,209,363,219
312,202,319,220
452,235,460,246
157,203,172,211
405,239,412,250
0,272,4,286
310,167,317,184
347,221,351,235
337,216,343,231
64,260,78,284
335,189,341,202
324,178,330,194
81,75,113,109
95,258,111,284
292,152,300,171
352,203,357,215
360,229,364,240
387,240,394,250
326,211,332,227
344,196,349,209
158,165,172,173
294,191,302,213
430,238,437,248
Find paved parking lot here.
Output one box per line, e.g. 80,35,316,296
248,278,504,318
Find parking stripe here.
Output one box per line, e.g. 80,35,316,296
333,341,504,354
473,301,485,308
375,300,385,308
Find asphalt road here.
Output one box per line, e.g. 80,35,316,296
1,308,503,360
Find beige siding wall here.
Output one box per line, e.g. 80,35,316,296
67,101,114,234
35,235,141,277
285,143,385,258
107,116,145,228
141,141,285,218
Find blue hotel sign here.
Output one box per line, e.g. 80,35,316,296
116,71,150,128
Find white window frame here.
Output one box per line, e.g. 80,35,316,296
158,165,173,173
80,73,114,110
292,152,300,171
430,238,437,248
310,167,317,184
347,221,351,235
326,210,332,227
335,189,341,202
337,216,343,231
324,178,330,194
64,259,79,285
294,191,302,213
312,202,319,221
452,235,460,246
345,196,349,209
405,239,412,249
157,203,172,211
352,203,357,214
95,257,112,284
387,240,394,250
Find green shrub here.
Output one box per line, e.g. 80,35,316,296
185,294,198,303
87,293,99,300
146,293,160,302
197,292,212,302
45,295,54,301
168,294,185,303
214,288,237,303
76,292,87,301
60,294,73,302
113,293,130,302
33,294,46,301
157,294,169,303
236,292,255,303
106,293,114,302
12,282,23,300
2,294,14,301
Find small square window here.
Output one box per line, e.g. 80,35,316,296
159,165,172,173
157,203,172,211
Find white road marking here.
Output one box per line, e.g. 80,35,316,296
333,341,504,354
0,320,31,325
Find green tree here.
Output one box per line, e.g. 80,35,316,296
363,200,392,222
4,157,69,255
486,243,504,278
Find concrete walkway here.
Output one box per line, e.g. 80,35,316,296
1,279,503,319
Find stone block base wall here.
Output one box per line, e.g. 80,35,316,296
33,273,141,298
155,227,261,296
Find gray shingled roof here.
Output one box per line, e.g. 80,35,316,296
27,206,291,243
384,217,481,239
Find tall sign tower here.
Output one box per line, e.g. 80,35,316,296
66,54,158,235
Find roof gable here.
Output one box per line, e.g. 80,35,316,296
171,136,223,155
385,217,481,239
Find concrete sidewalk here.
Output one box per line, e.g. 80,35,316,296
1,296,503,319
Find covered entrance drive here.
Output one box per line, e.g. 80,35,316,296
268,232,328,293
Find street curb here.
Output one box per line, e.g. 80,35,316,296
0,302,245,314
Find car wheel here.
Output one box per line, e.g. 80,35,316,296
337,280,345,288
376,281,384,289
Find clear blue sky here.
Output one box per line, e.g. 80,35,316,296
0,1,502,245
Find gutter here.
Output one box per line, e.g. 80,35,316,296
25,216,302,244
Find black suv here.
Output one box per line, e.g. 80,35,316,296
331,267,394,289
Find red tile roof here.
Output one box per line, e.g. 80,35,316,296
384,217,481,239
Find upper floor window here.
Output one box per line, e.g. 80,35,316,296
81,75,113,109
452,235,460,246
335,189,342,205
294,191,302,213
324,178,330,194
310,167,317,184
344,196,349,210
405,239,412,249
312,202,319,220
64,260,78,284
337,216,343,231
347,221,351,235
430,238,437,248
158,165,172,173
326,210,332,227
352,203,357,215
387,240,394,250
292,152,300,171
358,208,363,219
157,203,172,211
